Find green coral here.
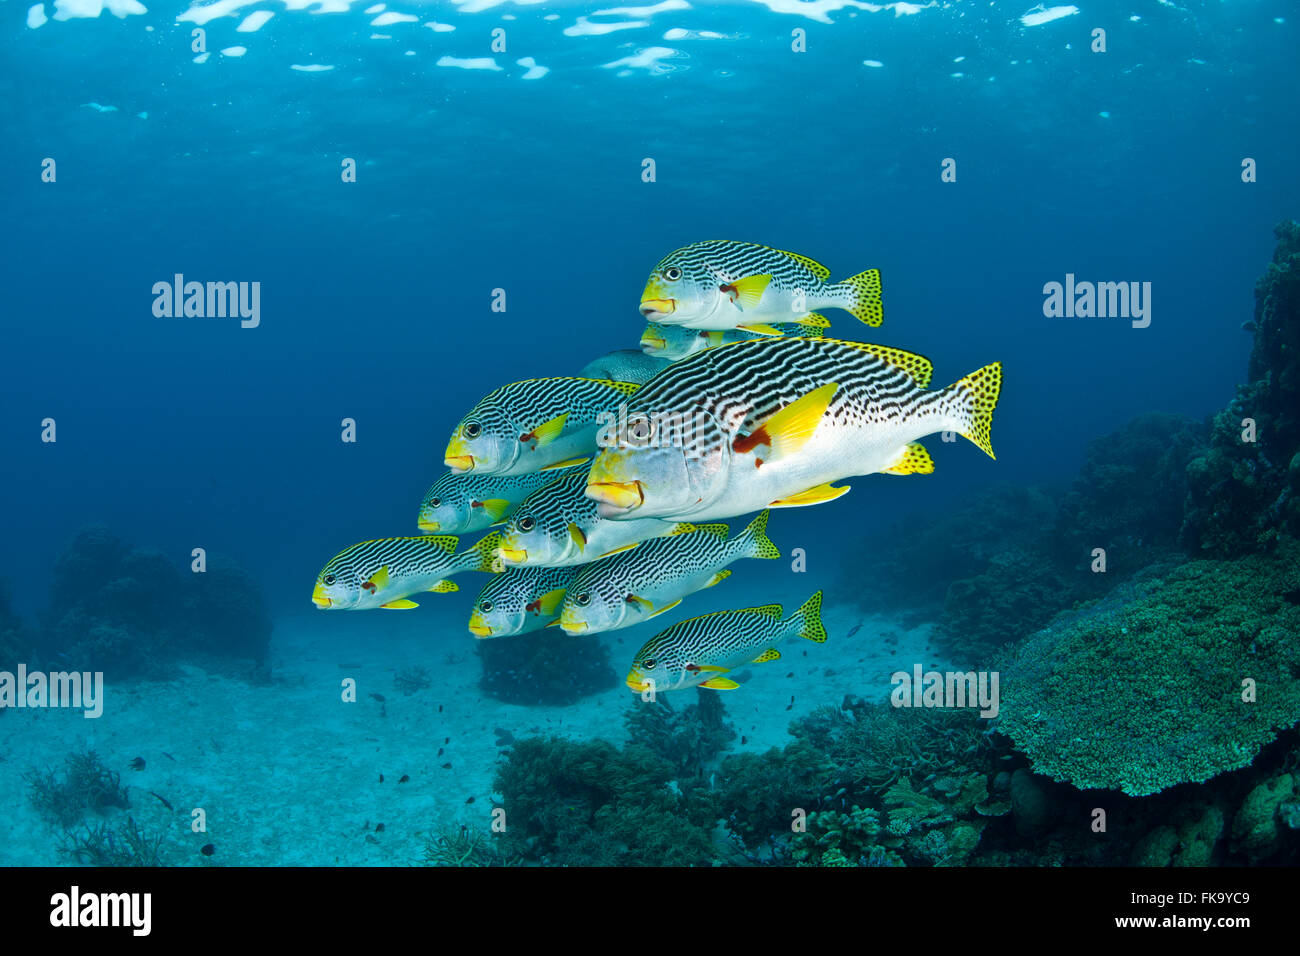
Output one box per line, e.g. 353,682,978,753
492,736,715,865
997,543,1300,795
624,689,736,783
26,748,130,828
719,740,837,848
1231,773,1296,860
421,825,517,867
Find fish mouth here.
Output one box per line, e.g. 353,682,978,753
468,622,492,638
445,454,475,473
639,298,676,319
497,545,528,565
560,617,587,634
417,517,440,532
586,480,643,515
625,668,649,692
311,584,333,609
639,334,666,352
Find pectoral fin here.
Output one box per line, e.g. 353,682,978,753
733,382,837,460
769,482,850,508
478,498,512,522
536,587,566,617
380,599,419,609
367,566,391,590
646,598,681,619
737,323,784,336
527,412,568,447
543,456,590,470
568,523,588,552
599,542,640,558
722,274,772,311
704,570,731,588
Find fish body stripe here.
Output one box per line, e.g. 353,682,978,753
325,536,468,579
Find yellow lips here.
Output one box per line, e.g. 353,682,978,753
586,480,644,510
639,333,667,351
445,454,475,473
417,518,440,532
626,668,649,692
639,298,676,318
468,620,492,638
497,545,528,564
311,583,332,609
560,615,587,634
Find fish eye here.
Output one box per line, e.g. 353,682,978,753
663,267,682,281
518,516,536,532
464,422,482,439
479,600,493,613
576,593,591,606
429,497,441,508
643,658,657,669
626,414,654,446
323,574,336,586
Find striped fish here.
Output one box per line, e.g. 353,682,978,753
311,533,500,610
559,511,780,635
468,565,577,638
444,377,639,476
577,349,673,385
639,240,882,332
585,337,1001,523
496,469,685,568
640,321,825,361
627,591,826,693
417,468,577,535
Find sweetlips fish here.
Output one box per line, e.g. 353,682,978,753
578,349,673,385
311,533,501,610
586,337,1001,523
626,591,826,692
496,468,686,568
417,469,575,535
444,377,639,476
467,565,577,638
639,240,882,332
639,321,825,361
559,510,779,635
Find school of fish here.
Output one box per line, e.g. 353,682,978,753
310,240,1002,695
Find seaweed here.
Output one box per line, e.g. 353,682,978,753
421,825,517,867
60,816,164,867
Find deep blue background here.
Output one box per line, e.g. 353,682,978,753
2,0,1297,632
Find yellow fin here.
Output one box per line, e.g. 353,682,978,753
751,648,781,663
528,412,568,447
647,598,681,619
367,566,391,590
796,312,832,330
667,523,697,536
949,362,1002,460
704,570,731,588
839,342,932,387
543,456,590,471
700,677,740,690
837,268,884,327
739,510,780,559
626,594,654,613
424,535,460,555
568,523,588,552
380,599,419,609
737,323,783,336
545,619,561,627
696,523,729,540
735,383,838,460
696,664,730,673
769,482,850,508
478,498,512,522
795,590,828,643
428,580,459,593
537,587,566,616
753,604,783,619
778,249,831,280
599,542,640,557
882,442,935,476
469,532,504,573
726,274,772,310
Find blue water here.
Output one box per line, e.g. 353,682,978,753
2,0,1298,867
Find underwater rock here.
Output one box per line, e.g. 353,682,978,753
1230,773,1296,860
997,543,1300,795
1183,221,1300,556
1008,769,1054,838
475,629,617,705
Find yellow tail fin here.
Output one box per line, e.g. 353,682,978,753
793,590,827,643
738,509,780,559
948,362,1002,459
837,268,884,327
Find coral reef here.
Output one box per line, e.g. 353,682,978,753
996,543,1300,795
421,825,517,867
623,688,736,783
37,526,272,679
26,748,131,827
492,736,717,865
0,582,29,677
476,631,616,705
1183,221,1300,556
